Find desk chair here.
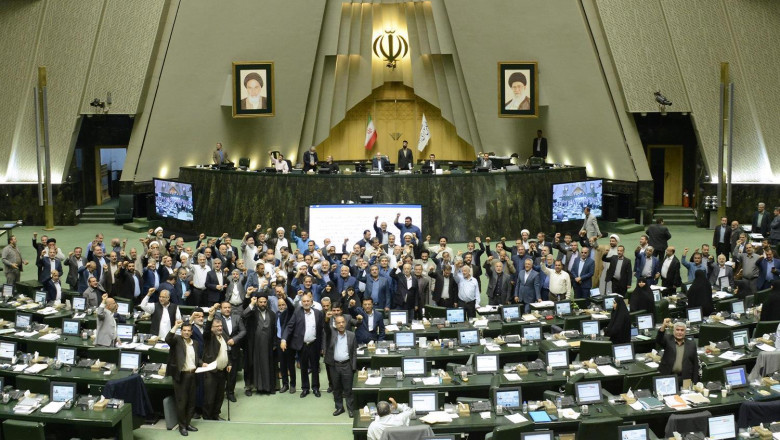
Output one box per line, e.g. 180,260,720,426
748,350,780,381
135,321,152,334
178,305,198,317
377,389,410,405
577,416,623,440
3,420,45,440
0,308,15,321
623,370,656,392
424,305,447,319
543,372,586,401
147,348,170,364
380,424,433,440
655,299,670,323
87,347,120,364
737,400,780,428
370,355,402,369
696,324,733,347
486,422,534,440
439,328,459,340
579,340,613,360
664,410,712,438
755,288,772,306
563,314,589,330
501,322,522,336
753,320,780,338
715,298,737,312
26,339,56,357
700,361,728,383
15,375,50,394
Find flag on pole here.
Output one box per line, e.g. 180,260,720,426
417,113,430,152
364,114,377,150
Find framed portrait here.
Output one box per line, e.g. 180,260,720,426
233,61,274,118
498,62,538,118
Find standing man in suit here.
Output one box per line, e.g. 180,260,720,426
302,146,318,172
166,319,200,436
713,217,732,260
532,129,548,159
204,259,228,306
598,235,620,294
581,206,602,246
324,314,357,417
114,261,142,302
397,140,413,171
224,269,246,314
281,293,324,398
216,302,245,402
514,259,541,312
202,305,231,421
635,246,660,285
140,288,182,339
37,248,63,284
275,295,297,394
656,319,700,383
757,249,780,290
82,276,106,308
390,263,418,313
95,294,119,347
1,235,27,286
65,247,86,291
646,218,672,259
709,254,734,290
659,247,682,293
477,152,493,169
752,203,771,237
570,247,595,299
371,152,390,172
364,265,392,312
601,245,632,295
42,270,64,303
212,142,229,166
429,264,458,307
348,297,385,344
484,257,514,306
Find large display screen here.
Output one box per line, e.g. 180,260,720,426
154,179,194,221
308,204,422,249
551,179,603,223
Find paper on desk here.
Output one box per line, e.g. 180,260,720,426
357,349,365,355
12,364,26,372
646,361,659,369
364,376,382,386
40,401,65,414
36,307,58,315
650,285,664,291
150,374,165,380
713,292,734,300
153,343,170,350
503,373,522,381
25,363,48,374
485,345,501,352
757,343,776,352
597,365,620,376
664,395,689,410
385,325,400,332
552,340,569,347
39,333,60,341
135,344,152,352
422,377,440,386
719,351,745,361
477,306,498,314
629,401,644,410
419,411,454,424
507,343,522,348
558,408,580,419
591,313,609,320
532,301,554,308
720,319,740,327
480,411,491,419
411,323,425,330
773,433,780,440
505,413,528,424
14,331,37,338
682,393,710,404
522,314,538,322
117,342,140,349
195,361,217,373
473,319,489,327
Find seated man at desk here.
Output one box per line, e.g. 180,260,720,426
367,397,414,440
477,152,492,170
656,318,700,383
371,152,391,172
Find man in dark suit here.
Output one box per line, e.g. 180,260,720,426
752,202,771,237
216,302,245,402
757,249,780,290
65,247,87,291
302,146,318,172
390,263,418,312
429,265,458,307
712,217,732,259
239,72,267,110
165,319,200,436
570,247,595,299
202,305,231,420
397,140,413,171
656,318,700,383
77,261,98,294
601,245,632,295
348,297,385,344
371,152,391,172
709,254,734,289
658,247,682,293
42,270,64,303
646,218,672,259
204,259,228,305
532,129,548,159
484,257,514,306
324,313,357,417
281,293,324,398
514,259,541,311
114,261,142,302
37,248,63,284
142,259,160,298
364,265,392,312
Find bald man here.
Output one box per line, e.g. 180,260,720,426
96,294,119,347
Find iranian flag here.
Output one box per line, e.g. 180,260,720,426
364,114,377,150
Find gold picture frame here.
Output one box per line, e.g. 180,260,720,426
232,61,274,118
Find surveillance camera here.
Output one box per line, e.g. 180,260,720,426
654,91,672,107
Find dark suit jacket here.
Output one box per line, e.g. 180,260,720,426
348,307,385,344
513,269,541,305
397,148,413,170
570,257,595,289
36,256,63,283
428,271,458,303
752,211,771,237
532,137,548,158
302,151,318,171
165,331,201,381
205,270,228,304
484,261,515,304
282,307,324,352
371,157,391,170
646,224,672,250
217,311,246,347
203,317,231,368
323,325,357,370
66,255,87,288
390,269,418,311
114,266,142,301
712,225,732,248
660,256,682,290
656,329,700,382
602,255,633,292
42,277,63,302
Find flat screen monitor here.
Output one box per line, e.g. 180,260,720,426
475,354,499,374
458,329,479,346
731,329,749,348
409,391,438,415
50,381,76,403
730,300,745,315
521,431,554,440
116,324,134,342
522,325,542,341
502,305,521,321
604,296,616,311
618,424,650,440
153,178,194,221
581,320,599,337
402,357,426,376
612,343,634,362
34,290,47,305
575,380,603,404
394,331,415,348
0,341,16,360
15,313,31,329
116,302,130,315
555,301,571,316
389,310,408,325
119,351,141,370
630,327,639,338
2,284,13,298
687,307,702,324
652,290,662,302
723,365,748,388
62,319,80,336
546,349,569,369
72,296,86,311
56,346,76,366
653,375,678,396
446,308,465,324
494,387,522,410
551,179,603,223
708,414,736,440
637,314,654,330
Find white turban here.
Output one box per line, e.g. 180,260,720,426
610,234,620,242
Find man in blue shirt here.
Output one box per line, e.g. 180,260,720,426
393,213,422,243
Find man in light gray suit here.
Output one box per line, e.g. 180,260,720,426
580,206,602,245
65,247,87,291
484,257,515,305
83,276,106,308
514,259,541,312
224,269,247,315
95,293,119,347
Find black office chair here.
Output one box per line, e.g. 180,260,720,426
381,425,433,440
579,340,613,360
238,157,250,170
715,298,737,312
701,361,727,383
576,415,623,440
623,370,656,392
370,355,402,369
696,324,733,347
755,288,772,306
664,411,712,438
439,328,459,340
487,422,535,440
147,348,170,364
114,194,134,224
655,298,670,323
15,375,50,394
3,420,45,440
563,314,589,330
737,400,780,428
424,305,447,319
753,320,780,338
377,389,410,404
26,339,56,357
501,322,522,336
86,347,120,364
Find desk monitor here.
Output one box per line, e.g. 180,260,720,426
0,341,16,360
494,387,522,410
62,319,80,336
72,296,86,311
652,290,662,302
409,391,438,415
618,423,650,440
389,310,408,326
15,312,31,329
50,381,76,403
723,365,748,388
446,308,465,324
402,357,427,377
394,331,415,348
475,354,499,374
2,284,13,298
521,431,554,440
119,351,141,370
555,301,571,316
637,314,654,330
575,380,603,404
687,307,703,324
630,327,639,338
546,349,569,369
709,414,736,440
731,329,749,348
653,375,678,396
522,325,542,341
604,296,616,311
34,290,47,305
730,300,745,315
116,324,134,342
56,346,76,366
612,343,634,363
581,320,599,337
501,305,521,321
458,329,479,346
116,302,130,315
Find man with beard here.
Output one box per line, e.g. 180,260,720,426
276,295,296,394
242,295,277,395
217,302,245,402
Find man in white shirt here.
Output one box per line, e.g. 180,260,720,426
203,305,231,420
140,288,182,339
540,260,572,301
367,397,414,440
454,263,480,318
190,254,211,307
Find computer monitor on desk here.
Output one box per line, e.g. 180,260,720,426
119,351,141,370
458,329,479,346
653,375,678,397
687,307,703,324
494,387,522,411
394,331,415,349
62,319,80,336
546,349,569,369
501,305,521,321
730,300,745,315
389,310,409,326
15,313,31,329
116,302,130,316
0,341,16,361
612,343,634,363
475,354,499,374
581,320,599,337
409,391,438,415
723,365,748,388
446,308,465,324
56,346,76,366
555,301,571,316
523,325,542,341
708,414,736,440
637,314,654,331
618,424,649,440
72,296,86,311
50,381,76,403
402,357,427,377
521,431,553,440
575,380,603,404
